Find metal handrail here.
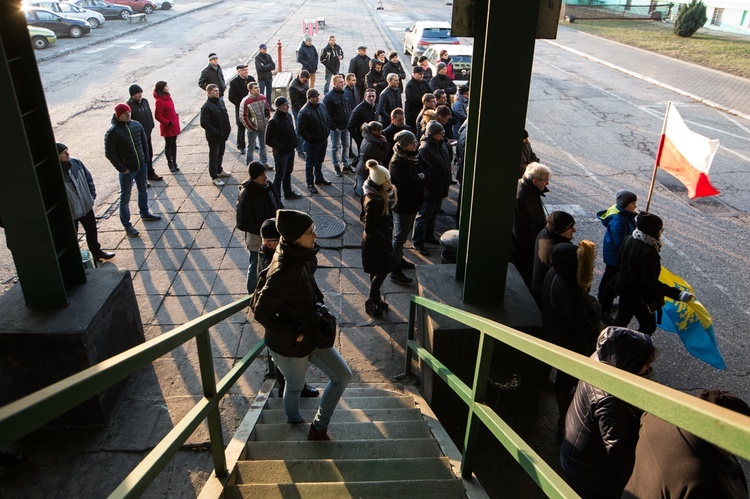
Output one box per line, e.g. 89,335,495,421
403,295,750,497
0,295,263,498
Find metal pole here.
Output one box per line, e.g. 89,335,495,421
195,330,227,477
276,39,283,72
646,101,671,212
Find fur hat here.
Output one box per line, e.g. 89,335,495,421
436,62,446,71
576,240,595,292
636,212,663,238
366,160,390,186
248,161,266,180
56,143,68,154
394,130,417,148
616,190,637,209
426,121,444,137
114,103,131,116
275,209,313,244
306,88,320,99
546,211,575,235
260,218,280,240
129,84,143,97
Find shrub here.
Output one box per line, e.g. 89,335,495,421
673,0,708,37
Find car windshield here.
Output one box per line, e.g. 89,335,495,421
423,28,451,38
452,55,472,64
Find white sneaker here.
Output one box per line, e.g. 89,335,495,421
213,178,225,186
217,171,232,178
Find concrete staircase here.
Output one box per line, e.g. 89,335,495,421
221,383,481,499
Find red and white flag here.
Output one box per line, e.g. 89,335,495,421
655,103,720,199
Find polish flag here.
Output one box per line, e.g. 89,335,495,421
656,103,720,199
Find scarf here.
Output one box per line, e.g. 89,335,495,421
363,179,397,215
632,229,662,252
393,144,419,164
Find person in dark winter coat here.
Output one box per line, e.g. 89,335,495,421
531,211,577,304
127,84,161,181
404,66,431,132
153,81,181,172
376,73,402,128
58,143,114,260
265,97,302,200
320,35,344,94
297,35,319,89
105,102,162,237
623,388,750,499
429,63,457,96
596,190,637,316
365,59,387,99
323,74,355,176
361,161,397,318
255,44,276,101
348,45,371,103
289,71,310,158
237,161,284,293
200,84,232,185
253,209,352,441
348,88,378,156
613,212,694,334
382,51,406,92
389,131,422,284
438,49,455,80
355,121,390,197
297,88,331,193
417,56,433,84
415,93,438,140
344,73,359,110
520,129,540,178
228,64,256,154
560,327,655,499
383,108,413,161
413,121,451,255
451,85,469,138
511,162,550,288
542,241,600,435
198,52,226,97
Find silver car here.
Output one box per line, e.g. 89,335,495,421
24,0,106,28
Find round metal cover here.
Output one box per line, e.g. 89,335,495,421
311,214,347,238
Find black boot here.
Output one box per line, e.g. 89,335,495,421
168,159,177,172
365,298,382,318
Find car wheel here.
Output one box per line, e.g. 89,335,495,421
68,26,83,38
161,2,171,9
119,9,130,20
403,42,409,55
87,17,100,28
31,36,48,49
411,54,418,66
143,4,153,14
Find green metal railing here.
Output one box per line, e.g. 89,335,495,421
403,295,750,498
0,295,263,498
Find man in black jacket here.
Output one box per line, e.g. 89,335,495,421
297,35,319,89
377,73,402,128
347,88,377,157
320,35,344,94
126,84,162,182
265,97,302,200
389,130,422,283
348,45,370,103
404,66,431,132
382,51,406,92
383,108,412,162
323,74,355,177
289,70,310,159
413,121,451,255
198,53,227,97
105,102,162,237
297,88,331,193
228,64,256,155
429,62,457,97
200,84,232,186
255,44,275,101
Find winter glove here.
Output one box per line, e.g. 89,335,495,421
679,291,694,302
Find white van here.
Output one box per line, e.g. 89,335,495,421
24,0,106,28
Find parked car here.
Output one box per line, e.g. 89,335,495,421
25,0,105,28
422,44,473,87
150,0,173,9
69,0,133,20
23,8,92,38
403,21,459,66
28,25,57,49
109,0,156,14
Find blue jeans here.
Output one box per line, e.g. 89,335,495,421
392,211,417,266
246,250,259,294
273,149,295,195
329,128,350,172
412,198,442,247
119,165,149,227
259,79,272,101
305,139,328,185
324,71,335,94
270,347,352,428
246,128,268,166
293,109,305,154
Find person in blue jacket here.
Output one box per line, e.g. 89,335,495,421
596,190,637,318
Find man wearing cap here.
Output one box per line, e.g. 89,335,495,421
255,44,276,102
511,162,551,286
265,96,303,200
429,63,457,97
347,87,377,158
404,66,431,132
530,211,577,305
105,103,162,237
240,81,273,170
237,161,284,293
297,88,332,193
289,70,310,159
382,51,406,92
200,84,232,186
297,35,319,89
126,84,162,182
348,45,371,104
376,73,402,128
228,64,256,155
323,73,354,177
320,35,344,94
597,190,637,317
452,85,469,138
199,53,227,97
58,143,115,260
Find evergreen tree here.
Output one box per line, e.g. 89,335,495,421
673,0,708,37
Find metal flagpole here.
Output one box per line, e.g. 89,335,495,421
646,101,671,212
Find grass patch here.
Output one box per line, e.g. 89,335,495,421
563,20,750,79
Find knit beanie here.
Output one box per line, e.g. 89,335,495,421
436,62,446,71
56,142,68,154
274,96,289,108
616,190,637,209
260,218,280,240
306,88,320,99
546,211,575,235
636,212,663,238
276,209,313,244
394,130,417,148
114,103,131,116
208,53,218,60
426,121,444,137
129,84,143,97
366,160,390,186
248,161,266,180
388,50,398,60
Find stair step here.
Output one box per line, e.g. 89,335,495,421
252,421,430,441
245,438,443,460
234,457,454,484
264,395,414,411
260,407,423,424
224,479,466,498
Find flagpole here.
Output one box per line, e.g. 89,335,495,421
646,101,671,213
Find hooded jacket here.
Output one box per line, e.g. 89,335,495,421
382,60,406,84
359,128,390,167
153,92,181,138
104,115,148,173
365,66,387,96
418,134,452,201
348,100,377,146
361,183,395,275
597,205,636,267
62,157,96,220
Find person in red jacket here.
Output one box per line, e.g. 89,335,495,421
153,80,181,172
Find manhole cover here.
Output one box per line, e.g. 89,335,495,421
312,214,347,238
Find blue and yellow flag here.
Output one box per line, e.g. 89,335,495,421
658,267,726,370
